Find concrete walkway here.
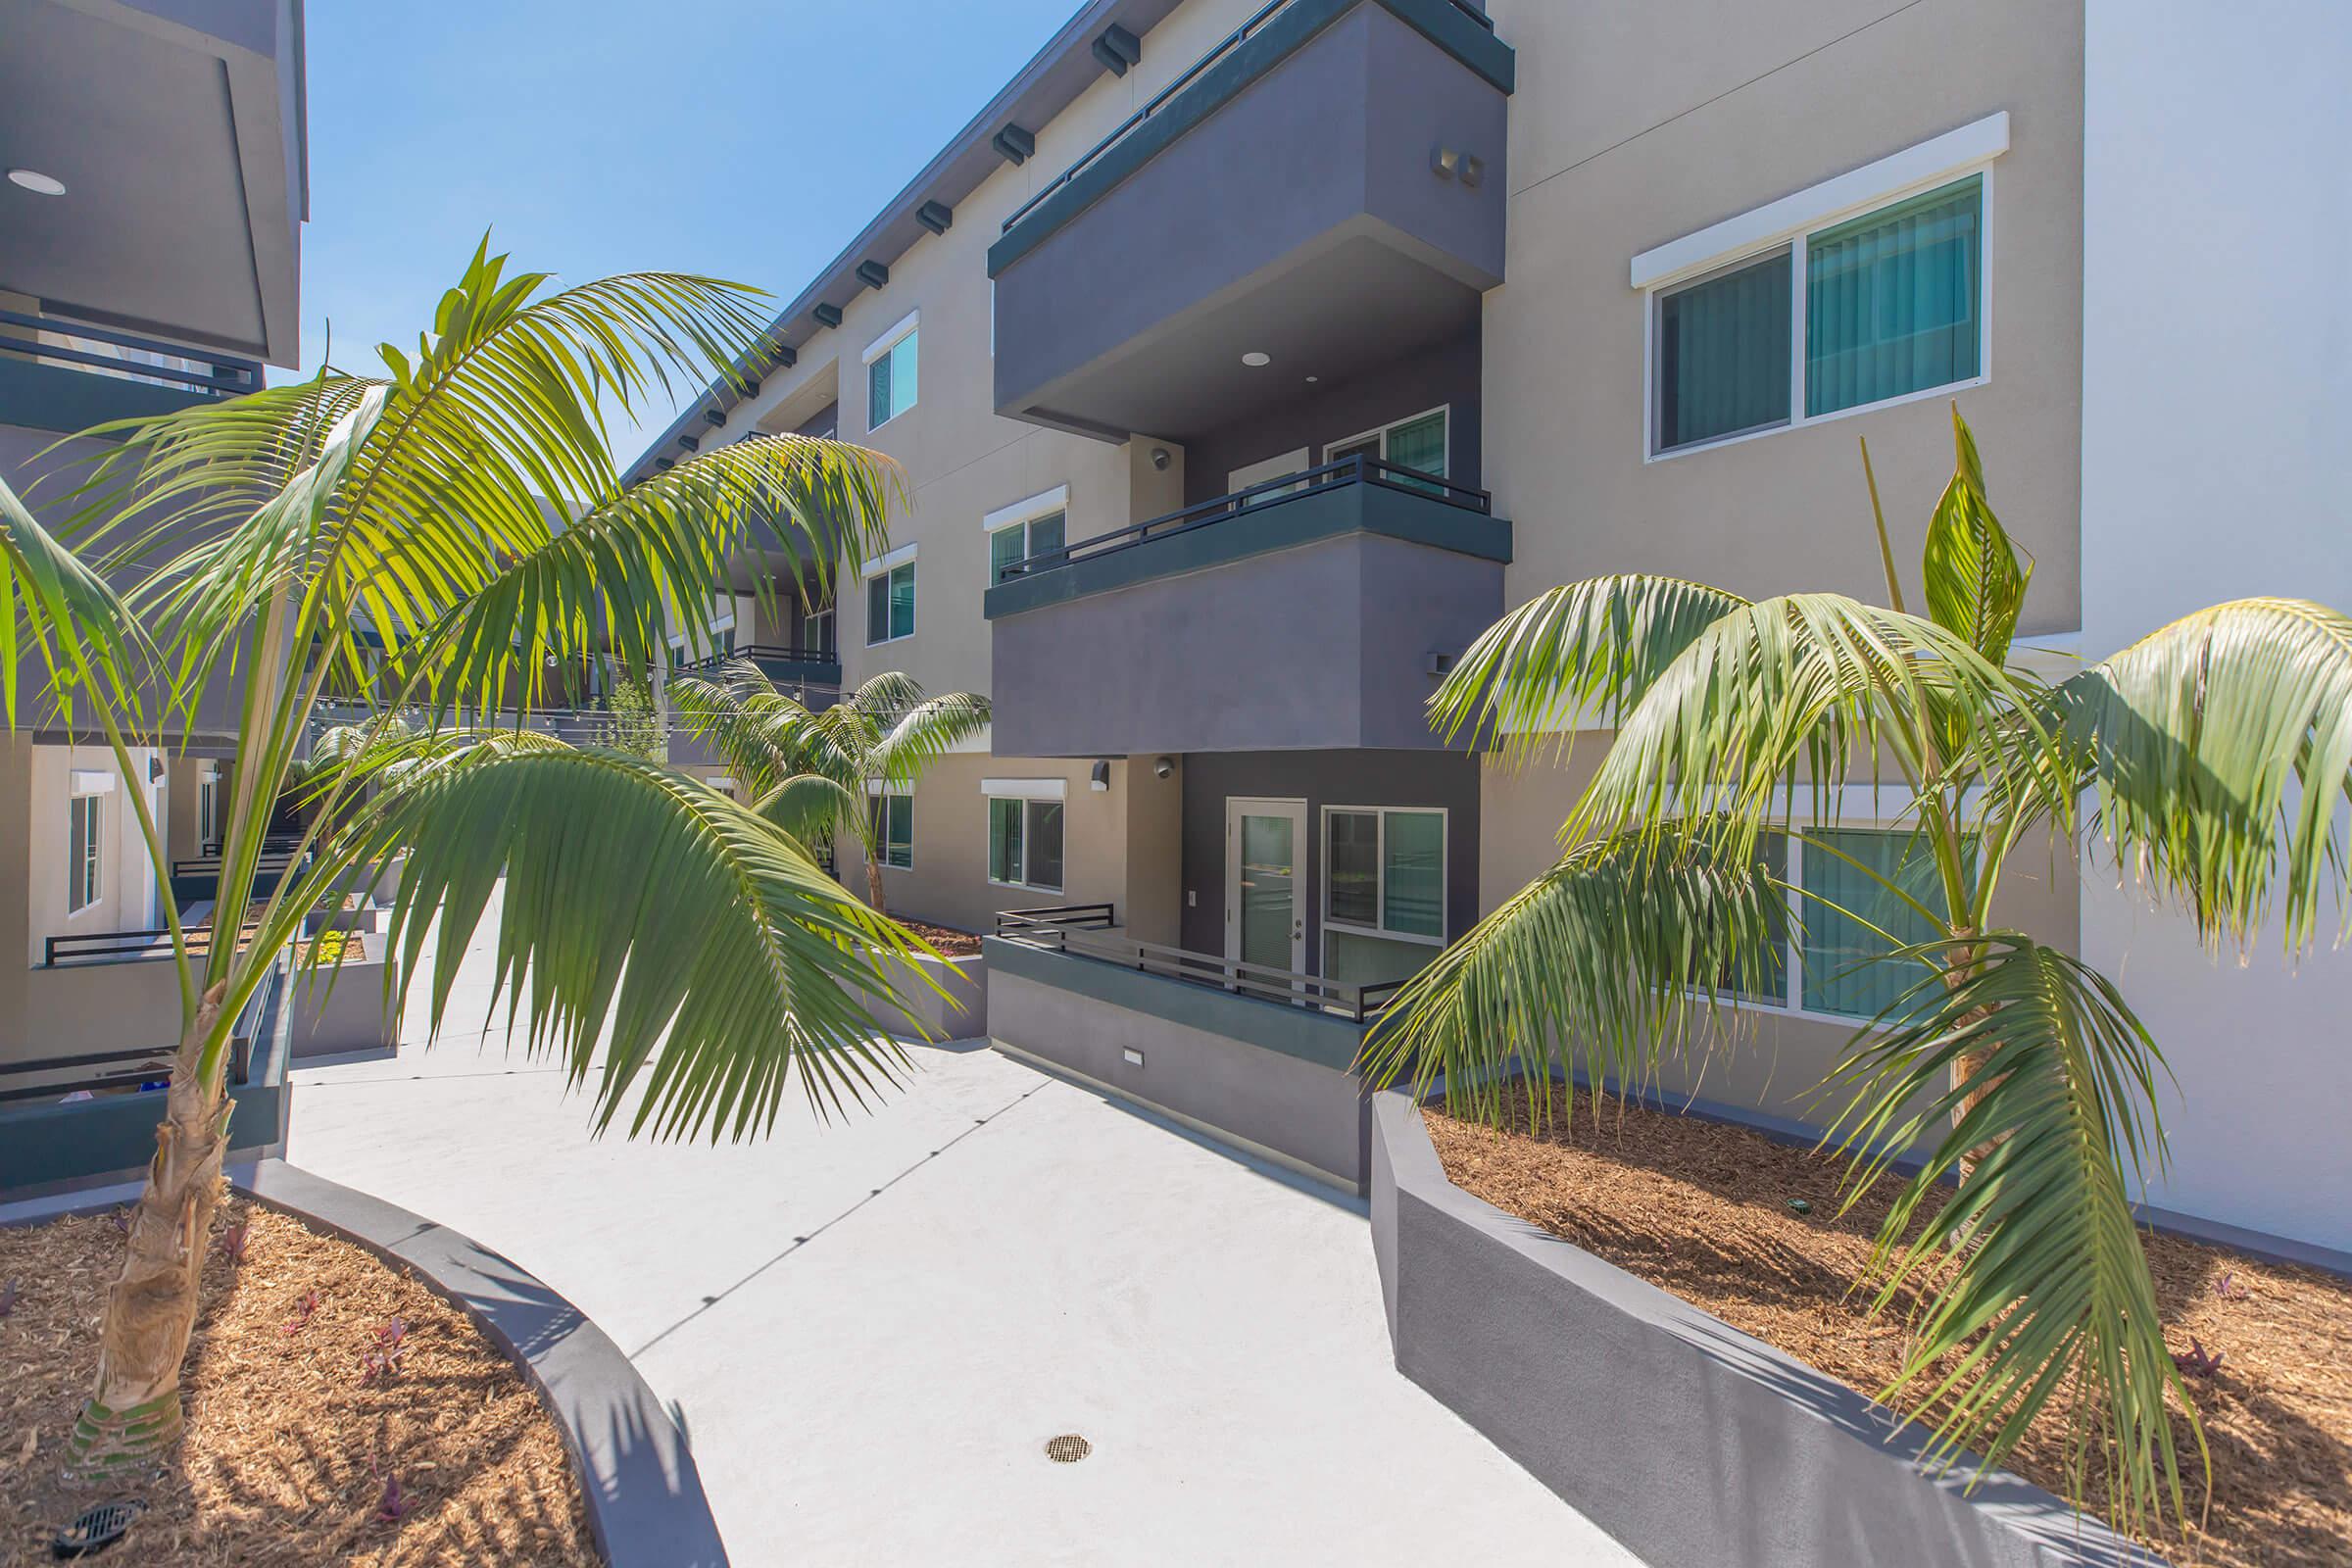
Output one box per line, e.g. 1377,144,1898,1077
286,899,1636,1566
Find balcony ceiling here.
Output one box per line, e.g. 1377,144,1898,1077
1029,231,1483,443
0,0,307,365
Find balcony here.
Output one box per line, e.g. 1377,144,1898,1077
987,0,1511,442
0,308,264,433
984,454,1508,756
732,642,844,697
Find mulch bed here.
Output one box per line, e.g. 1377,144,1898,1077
1423,1095,2352,1568
0,1198,598,1565
895,918,982,958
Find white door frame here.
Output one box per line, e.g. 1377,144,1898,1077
1224,796,1309,977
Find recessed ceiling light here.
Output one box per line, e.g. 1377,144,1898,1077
8,169,66,196
1241,351,1271,368
1305,374,1320,383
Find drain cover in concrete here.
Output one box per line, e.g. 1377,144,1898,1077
1044,1434,1092,1464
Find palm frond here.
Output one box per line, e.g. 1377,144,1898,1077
870,691,992,786
2057,597,2352,954
1822,933,2197,1536
0,473,151,728
753,773,860,851
1920,405,2032,666
1431,574,1751,762
350,744,934,1139
1360,823,1785,1128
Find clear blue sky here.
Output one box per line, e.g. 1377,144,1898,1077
290,0,1079,466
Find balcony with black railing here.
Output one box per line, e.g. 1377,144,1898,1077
0,308,264,434
983,452,1508,757
986,0,1511,443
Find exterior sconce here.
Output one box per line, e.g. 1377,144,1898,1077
1431,146,1459,179
1090,760,1111,792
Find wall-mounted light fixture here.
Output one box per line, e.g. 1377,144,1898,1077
1150,446,1171,470
1153,757,1175,780
1459,155,1485,188
1090,760,1111,792
1430,146,1460,179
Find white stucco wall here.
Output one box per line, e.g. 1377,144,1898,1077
2080,0,2352,1251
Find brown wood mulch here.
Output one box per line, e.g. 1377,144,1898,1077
0,1199,598,1566
895,918,982,957
1423,1096,2352,1568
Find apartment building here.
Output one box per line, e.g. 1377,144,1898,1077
635,0,2351,1253
0,0,310,1068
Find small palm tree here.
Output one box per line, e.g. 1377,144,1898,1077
1363,408,2352,1535
0,240,934,1469
671,663,989,914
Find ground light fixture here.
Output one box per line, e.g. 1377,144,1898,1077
1241,351,1270,367
8,169,67,195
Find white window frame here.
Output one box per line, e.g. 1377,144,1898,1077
1320,805,1448,974
862,309,920,432
1324,405,1450,478
1638,115,2006,463
862,542,918,646
804,604,835,656
68,786,105,916
984,485,1069,584
985,787,1066,894
197,763,220,848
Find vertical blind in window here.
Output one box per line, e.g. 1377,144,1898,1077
1805,176,1982,416
867,330,918,428
866,564,914,643
989,798,1023,885
1656,251,1791,451
1799,829,1946,1019
1384,412,1446,479
991,512,1065,584
1381,810,1445,939
1327,810,1381,927
872,793,913,869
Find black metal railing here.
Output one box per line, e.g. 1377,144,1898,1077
0,308,263,399
0,966,276,1102
994,453,1490,584
172,852,301,882
45,917,265,968
995,907,1404,1025
1002,0,1494,236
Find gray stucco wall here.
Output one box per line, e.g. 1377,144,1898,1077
1182,330,1482,506
1177,749,1481,964
990,0,1508,431
989,513,1503,758
986,937,1370,1190
1369,1094,2152,1568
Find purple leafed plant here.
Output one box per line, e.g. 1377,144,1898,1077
217,1221,251,1264
2174,1337,2225,1378
360,1318,411,1382
283,1289,320,1336
2214,1271,2249,1301
376,1472,407,1523
0,1279,17,1318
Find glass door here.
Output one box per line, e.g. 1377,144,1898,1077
1225,797,1308,983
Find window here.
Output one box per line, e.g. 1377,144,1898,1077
986,491,1068,586
68,792,102,913
865,558,915,644
1648,173,1985,455
866,322,919,430
198,766,220,849
1323,808,1446,987
1328,408,1448,484
988,796,1064,891
870,791,913,869
805,605,835,657
1724,827,1955,1021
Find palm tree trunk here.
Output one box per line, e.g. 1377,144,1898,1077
1945,928,2005,1181
866,851,888,916
71,982,233,1470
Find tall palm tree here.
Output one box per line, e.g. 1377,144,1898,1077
1362,408,2352,1535
0,240,935,1469
670,663,989,913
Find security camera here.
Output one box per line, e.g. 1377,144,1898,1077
1150,446,1171,471
1153,756,1174,779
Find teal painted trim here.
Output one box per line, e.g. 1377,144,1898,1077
747,654,843,686
985,935,1367,1073
0,965,291,1193
987,0,1514,278
0,356,222,435
983,481,1511,620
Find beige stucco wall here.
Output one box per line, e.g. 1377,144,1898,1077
1482,0,2083,633
1479,735,2081,1131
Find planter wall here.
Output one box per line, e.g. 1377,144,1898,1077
289,954,399,1060
855,951,986,1042
1369,1092,2155,1568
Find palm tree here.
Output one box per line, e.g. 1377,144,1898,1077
670,663,989,914
0,240,936,1470
1362,407,2352,1536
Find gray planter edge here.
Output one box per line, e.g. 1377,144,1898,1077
1369,1091,2163,1568
240,1158,728,1568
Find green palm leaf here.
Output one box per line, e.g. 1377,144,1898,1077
350,743,933,1139
0,473,151,727
1921,405,2032,666
1431,574,1751,761
1822,933,2197,1535
2056,597,2352,954
1361,823,1786,1129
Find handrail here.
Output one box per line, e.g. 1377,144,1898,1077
995,915,1405,1025
0,308,263,398
1002,0,1494,236
995,904,1117,935
994,453,1490,583
45,918,265,968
